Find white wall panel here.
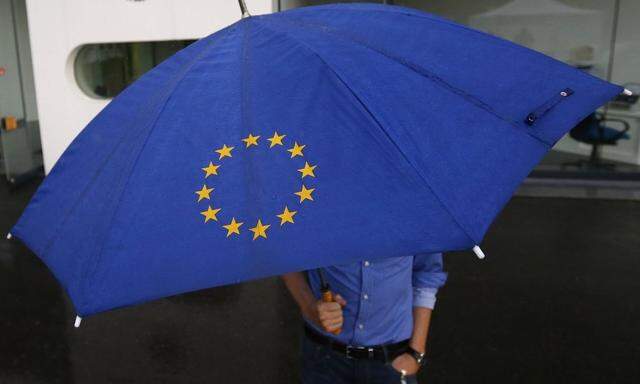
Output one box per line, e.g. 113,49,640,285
25,0,272,172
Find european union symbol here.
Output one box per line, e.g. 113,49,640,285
195,131,317,241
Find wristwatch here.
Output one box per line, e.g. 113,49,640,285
407,347,427,366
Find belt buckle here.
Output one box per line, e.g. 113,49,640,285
345,345,375,359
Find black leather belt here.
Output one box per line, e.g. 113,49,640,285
304,324,409,363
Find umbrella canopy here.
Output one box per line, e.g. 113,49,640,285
10,3,622,317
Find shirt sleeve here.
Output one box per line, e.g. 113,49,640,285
412,252,447,309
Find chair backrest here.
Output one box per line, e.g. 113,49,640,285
569,112,630,144
569,113,599,142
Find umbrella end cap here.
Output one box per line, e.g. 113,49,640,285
473,245,485,259
6,233,12,240
74,316,82,328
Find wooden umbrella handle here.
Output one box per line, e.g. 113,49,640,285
321,289,342,335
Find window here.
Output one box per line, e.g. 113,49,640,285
74,40,195,99
397,0,640,168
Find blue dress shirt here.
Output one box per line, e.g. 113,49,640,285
306,253,447,346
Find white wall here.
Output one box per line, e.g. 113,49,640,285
25,0,272,173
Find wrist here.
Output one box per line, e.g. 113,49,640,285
406,346,427,366
301,300,317,320
409,342,425,354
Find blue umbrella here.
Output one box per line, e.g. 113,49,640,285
8,3,624,323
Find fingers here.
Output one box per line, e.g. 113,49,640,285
320,315,343,332
316,300,344,332
391,353,420,376
323,320,343,332
319,301,341,312
317,303,342,320
334,294,347,307
322,316,343,327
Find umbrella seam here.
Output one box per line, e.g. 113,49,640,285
241,20,251,135
282,4,610,90
238,20,263,255
253,18,478,246
37,23,236,258
31,24,238,314
286,5,550,63
275,15,554,150
314,4,624,88
79,25,240,312
281,4,616,139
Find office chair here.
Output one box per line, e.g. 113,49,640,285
566,112,630,169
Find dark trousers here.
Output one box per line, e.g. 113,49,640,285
301,334,418,384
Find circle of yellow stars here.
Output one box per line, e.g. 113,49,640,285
195,131,317,240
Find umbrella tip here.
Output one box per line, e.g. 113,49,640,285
472,245,485,259
623,88,633,96
74,316,82,328
6,233,12,240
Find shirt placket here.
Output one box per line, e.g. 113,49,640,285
352,259,372,346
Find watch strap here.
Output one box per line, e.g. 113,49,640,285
407,347,427,366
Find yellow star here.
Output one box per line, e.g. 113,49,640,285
202,162,220,178
276,206,297,226
267,131,286,148
287,142,305,158
249,219,271,240
215,144,234,160
294,184,315,203
222,217,243,237
195,184,214,202
242,133,260,148
200,205,221,223
297,162,317,179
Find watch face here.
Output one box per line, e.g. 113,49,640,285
411,349,426,365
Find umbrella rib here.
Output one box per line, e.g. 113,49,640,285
32,28,236,311
76,27,241,310
253,19,478,246
310,4,624,84
315,4,618,99
39,25,239,260
288,4,605,93
286,5,544,66
276,15,553,149
238,21,262,224
240,21,252,135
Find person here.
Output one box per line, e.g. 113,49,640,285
282,253,446,384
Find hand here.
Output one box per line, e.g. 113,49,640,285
391,353,420,376
304,294,347,333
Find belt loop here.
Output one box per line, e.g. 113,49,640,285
345,346,353,360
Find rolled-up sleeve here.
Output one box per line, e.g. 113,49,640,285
412,253,447,309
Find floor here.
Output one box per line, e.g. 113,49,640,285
1,178,639,384
533,150,640,178
518,151,640,201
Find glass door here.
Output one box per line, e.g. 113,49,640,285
0,0,42,184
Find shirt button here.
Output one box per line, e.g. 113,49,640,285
363,294,369,300
363,261,370,267
358,323,364,330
